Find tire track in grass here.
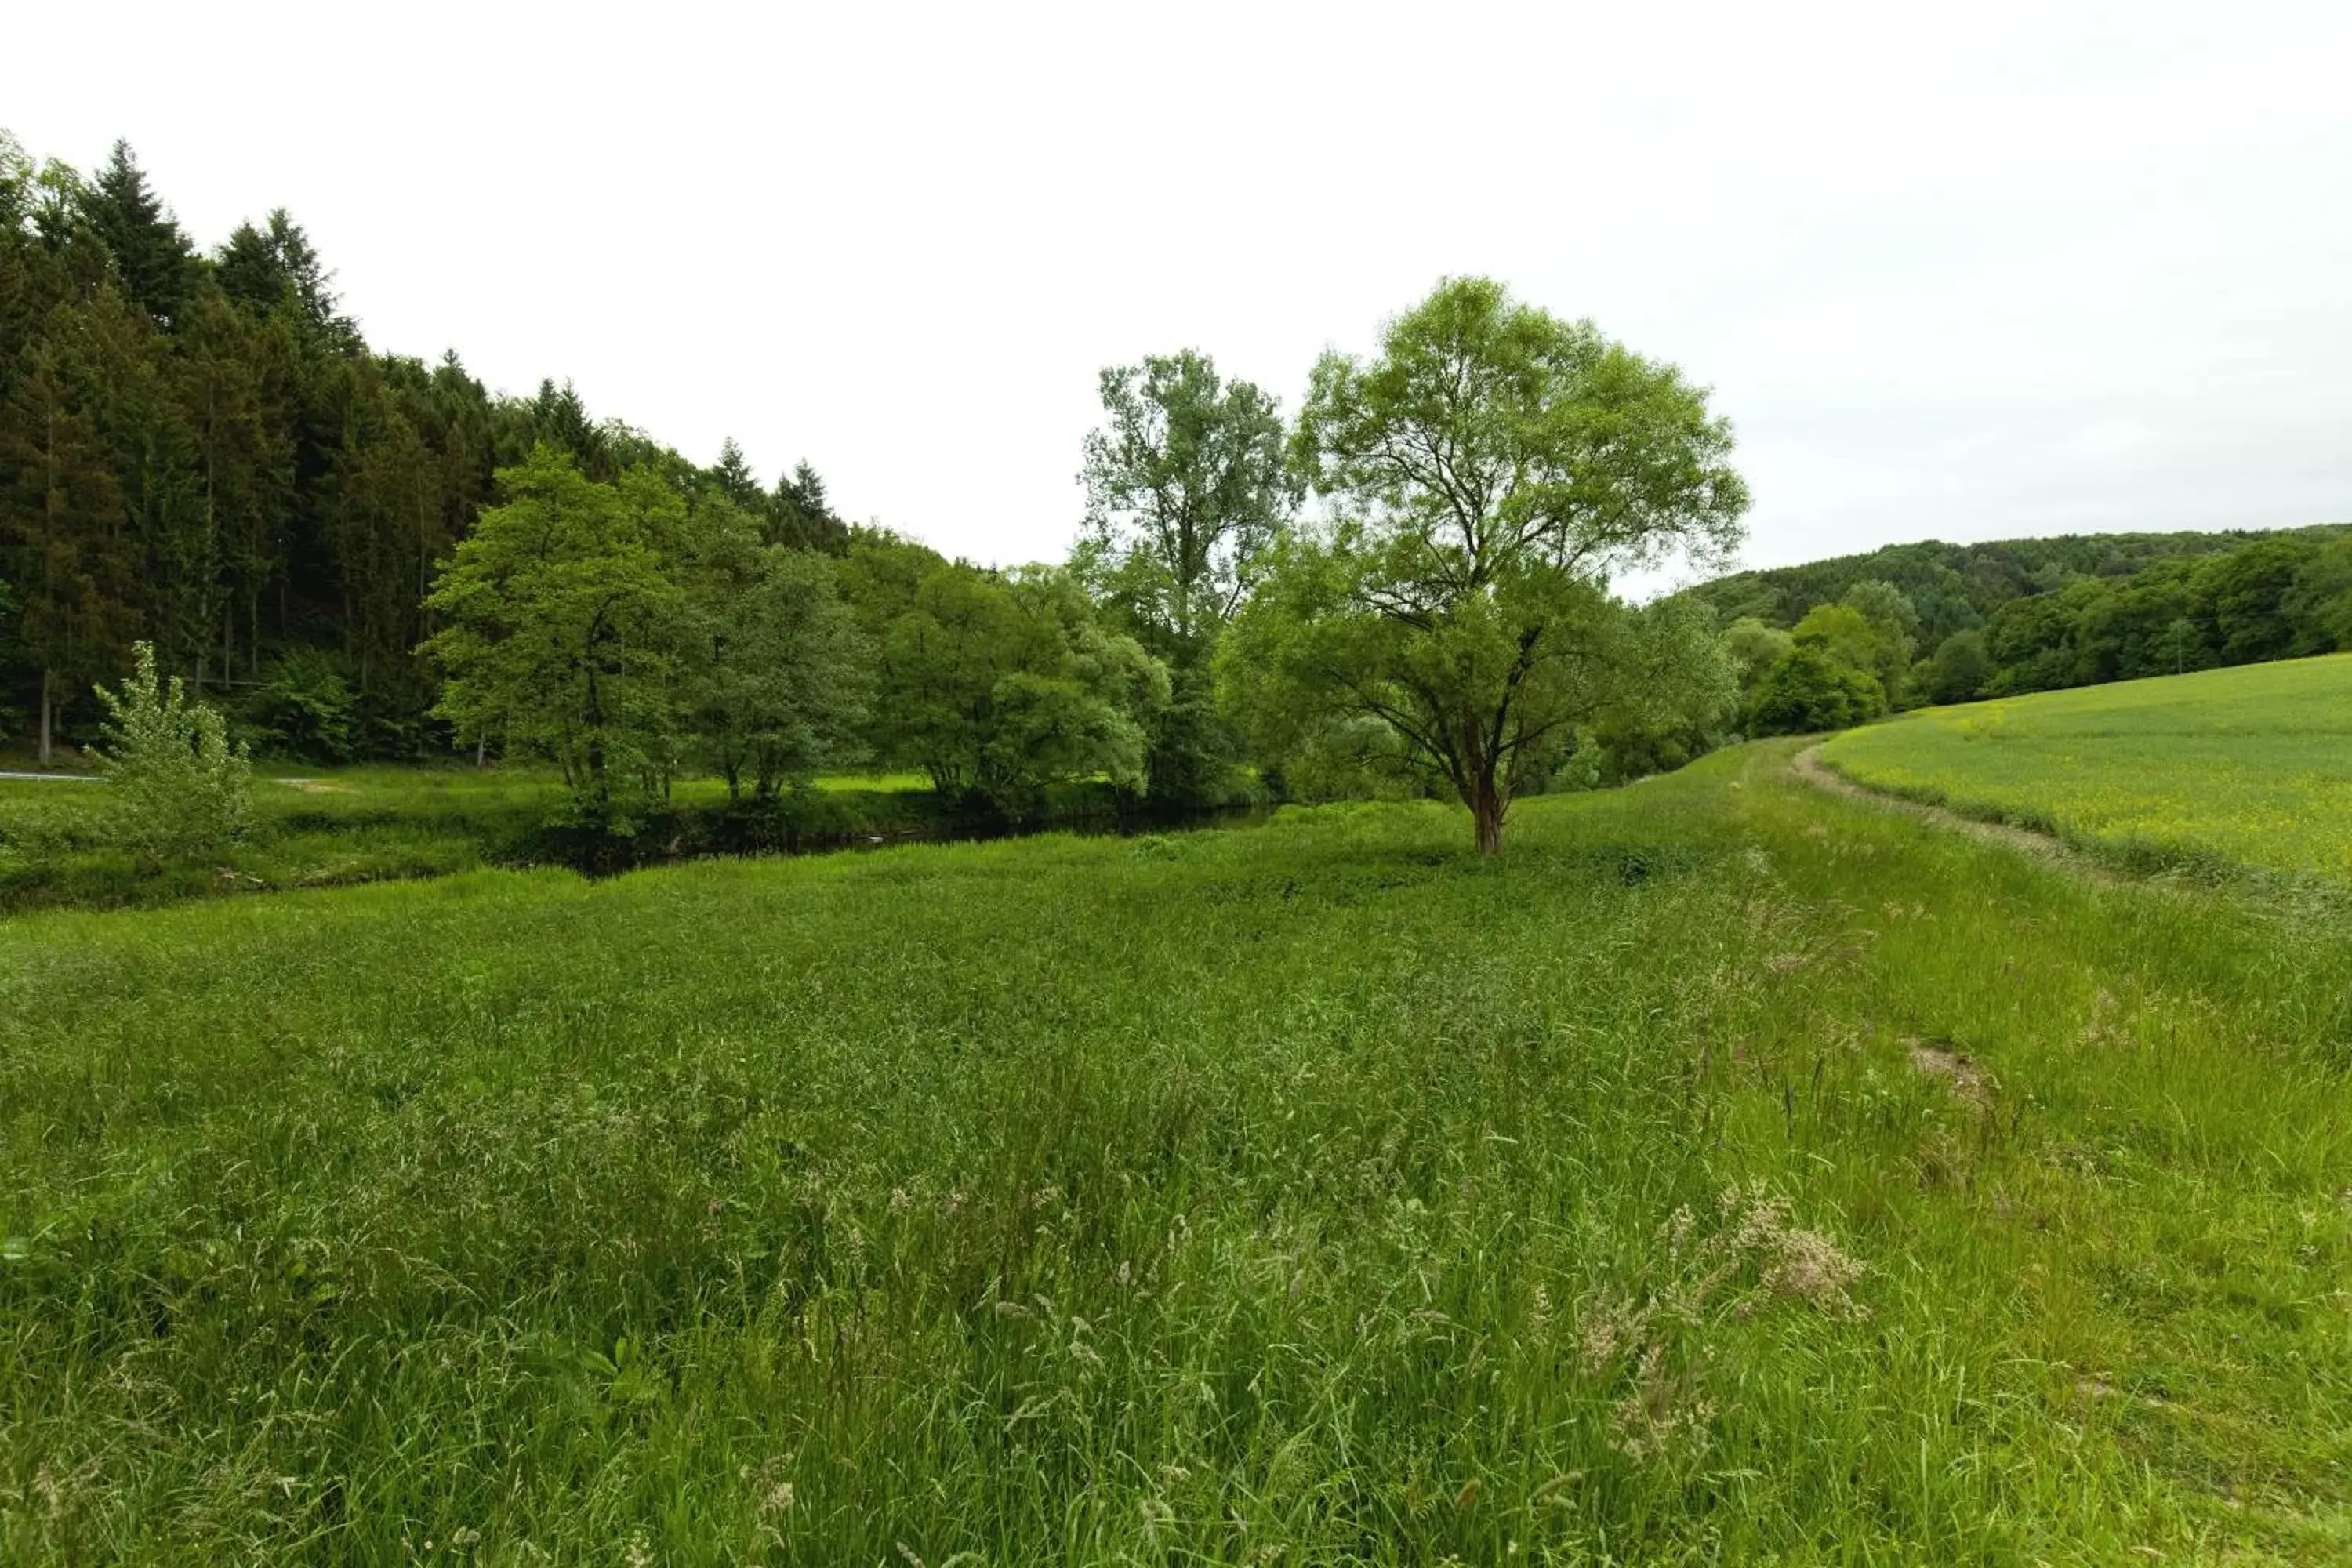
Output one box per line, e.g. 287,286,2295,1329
1789,742,2118,883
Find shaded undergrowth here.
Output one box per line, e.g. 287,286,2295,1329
0,771,1213,914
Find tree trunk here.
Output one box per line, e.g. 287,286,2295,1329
583,656,607,817
1458,717,1506,855
37,668,53,766
1472,785,1504,855
475,735,488,771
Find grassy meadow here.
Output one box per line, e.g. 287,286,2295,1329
1819,654,2352,884
4,741,2349,1563
0,764,955,914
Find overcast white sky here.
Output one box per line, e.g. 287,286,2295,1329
10,1,2349,585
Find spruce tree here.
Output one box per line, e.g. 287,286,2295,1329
786,459,829,521
76,141,197,330
713,437,761,508
175,285,298,680
0,318,136,761
774,459,847,554
216,209,358,349
321,355,445,706
528,378,610,476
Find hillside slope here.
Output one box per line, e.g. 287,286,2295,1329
1691,525,2349,643
1819,652,2352,881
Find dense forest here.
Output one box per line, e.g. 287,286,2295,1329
0,132,1738,852
0,134,848,766
1690,528,2344,641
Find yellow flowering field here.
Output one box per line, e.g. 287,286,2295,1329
1819,653,2352,882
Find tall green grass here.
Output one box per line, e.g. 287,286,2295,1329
2,743,2347,1562
0,767,989,914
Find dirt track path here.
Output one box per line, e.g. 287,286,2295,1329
1789,743,2114,880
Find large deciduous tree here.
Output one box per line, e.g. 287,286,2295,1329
1224,278,1748,853
1076,350,1298,807
876,562,1167,816
1747,644,1883,735
1076,350,1295,649
423,446,688,824
675,495,870,804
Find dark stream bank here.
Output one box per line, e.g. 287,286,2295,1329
0,779,1274,916
534,794,1274,877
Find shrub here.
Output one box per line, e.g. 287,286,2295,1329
91,642,253,868
242,648,360,762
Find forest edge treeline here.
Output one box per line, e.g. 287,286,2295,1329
1695,525,2352,727
4,131,2347,861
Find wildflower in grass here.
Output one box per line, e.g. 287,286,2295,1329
2082,989,2130,1050
1758,1223,1867,1315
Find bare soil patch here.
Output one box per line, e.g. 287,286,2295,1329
1905,1037,1994,1108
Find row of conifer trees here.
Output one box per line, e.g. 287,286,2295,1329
0,134,844,762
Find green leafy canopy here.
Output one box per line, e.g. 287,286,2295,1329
90,639,252,866
1224,277,1748,851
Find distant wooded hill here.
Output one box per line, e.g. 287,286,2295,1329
1690,526,2350,644
1688,524,2352,730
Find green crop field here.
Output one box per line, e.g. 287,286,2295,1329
1819,653,2352,884
5,742,2349,1563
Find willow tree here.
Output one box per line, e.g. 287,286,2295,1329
1222,278,1748,852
